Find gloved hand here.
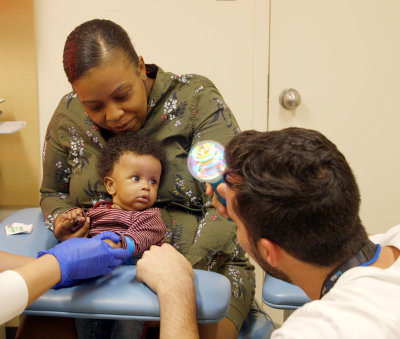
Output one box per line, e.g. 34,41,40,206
38,232,130,288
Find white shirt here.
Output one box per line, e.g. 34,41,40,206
0,270,28,325
272,224,400,339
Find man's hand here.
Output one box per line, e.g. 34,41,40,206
137,244,199,339
54,210,90,241
136,244,194,295
206,183,230,220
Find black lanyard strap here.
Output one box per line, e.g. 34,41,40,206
320,240,380,298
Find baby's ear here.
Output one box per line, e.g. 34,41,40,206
104,177,116,195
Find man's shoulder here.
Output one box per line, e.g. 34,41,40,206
272,302,343,338
371,224,400,248
274,287,399,338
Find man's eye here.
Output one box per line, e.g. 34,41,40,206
132,176,139,181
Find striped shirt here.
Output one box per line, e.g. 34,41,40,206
70,201,166,256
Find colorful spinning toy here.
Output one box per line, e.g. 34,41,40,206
187,140,227,205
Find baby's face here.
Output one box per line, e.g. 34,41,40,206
108,152,161,211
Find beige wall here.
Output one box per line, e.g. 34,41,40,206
0,0,40,206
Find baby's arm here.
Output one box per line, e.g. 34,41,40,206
103,237,122,249
123,209,166,256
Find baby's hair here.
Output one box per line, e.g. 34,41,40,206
98,132,168,184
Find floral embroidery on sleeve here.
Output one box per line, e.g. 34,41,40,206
42,126,51,164
68,126,89,171
55,164,71,189
195,85,204,94
81,180,106,206
63,93,77,109
161,93,187,128
86,126,104,149
170,74,197,83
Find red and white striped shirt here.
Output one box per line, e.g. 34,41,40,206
70,201,166,256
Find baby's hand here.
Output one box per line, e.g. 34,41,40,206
62,208,86,225
55,209,90,241
103,239,122,249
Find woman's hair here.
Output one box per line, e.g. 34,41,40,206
63,19,139,83
224,128,369,267
98,132,168,184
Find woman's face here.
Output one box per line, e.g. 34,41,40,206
72,56,152,134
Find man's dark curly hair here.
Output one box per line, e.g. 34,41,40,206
98,132,168,184
224,127,369,267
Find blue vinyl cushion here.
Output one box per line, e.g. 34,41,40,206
262,273,311,310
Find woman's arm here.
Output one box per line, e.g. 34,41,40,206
41,98,95,241
185,86,242,271
41,110,76,237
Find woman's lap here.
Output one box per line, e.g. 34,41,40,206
219,263,256,331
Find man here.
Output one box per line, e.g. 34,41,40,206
136,127,400,338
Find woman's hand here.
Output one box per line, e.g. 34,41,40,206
54,212,90,241
206,183,230,219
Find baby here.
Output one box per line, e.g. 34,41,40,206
62,132,167,258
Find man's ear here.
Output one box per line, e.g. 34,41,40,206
258,238,280,267
104,177,116,195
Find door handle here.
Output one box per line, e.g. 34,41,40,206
279,88,301,110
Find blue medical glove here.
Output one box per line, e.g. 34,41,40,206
38,232,130,288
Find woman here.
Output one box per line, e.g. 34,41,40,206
40,19,254,339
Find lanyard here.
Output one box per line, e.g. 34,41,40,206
320,240,381,298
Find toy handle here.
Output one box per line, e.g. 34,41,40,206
209,177,227,206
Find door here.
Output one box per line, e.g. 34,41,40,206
269,0,400,234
